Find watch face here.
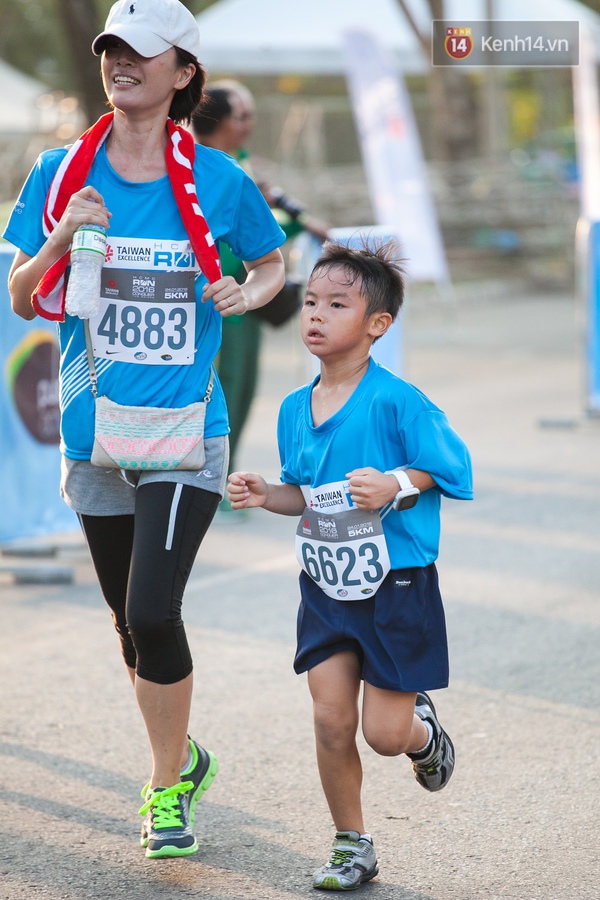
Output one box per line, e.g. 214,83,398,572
393,490,420,511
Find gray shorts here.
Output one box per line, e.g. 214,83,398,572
60,435,229,516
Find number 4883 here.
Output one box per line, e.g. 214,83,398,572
97,303,187,350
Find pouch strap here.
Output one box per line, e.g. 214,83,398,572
204,365,215,403
83,319,98,399
83,318,214,403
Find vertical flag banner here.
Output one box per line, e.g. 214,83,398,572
343,28,449,285
342,28,449,375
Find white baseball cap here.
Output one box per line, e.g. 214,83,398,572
92,0,201,59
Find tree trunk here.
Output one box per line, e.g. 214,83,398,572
56,0,106,125
396,0,480,160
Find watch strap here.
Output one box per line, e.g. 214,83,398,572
387,468,414,492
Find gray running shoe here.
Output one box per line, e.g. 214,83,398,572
313,831,378,891
407,692,455,792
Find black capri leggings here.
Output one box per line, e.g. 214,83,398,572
79,481,220,685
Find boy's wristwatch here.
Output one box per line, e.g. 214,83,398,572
387,468,420,511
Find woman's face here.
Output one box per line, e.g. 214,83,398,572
101,38,193,118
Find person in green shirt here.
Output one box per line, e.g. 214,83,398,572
191,81,329,487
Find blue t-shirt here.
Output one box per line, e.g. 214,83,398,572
277,358,473,569
4,142,285,458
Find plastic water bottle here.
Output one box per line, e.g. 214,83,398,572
65,222,107,318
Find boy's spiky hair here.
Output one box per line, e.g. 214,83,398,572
310,238,406,321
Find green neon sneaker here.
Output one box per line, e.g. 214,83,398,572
313,832,379,891
139,781,197,859
140,737,218,849
181,738,219,828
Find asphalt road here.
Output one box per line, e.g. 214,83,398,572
1,281,598,900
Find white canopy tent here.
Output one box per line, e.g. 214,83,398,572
0,58,48,135
196,0,425,75
196,0,600,75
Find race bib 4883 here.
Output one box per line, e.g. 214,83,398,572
90,237,198,366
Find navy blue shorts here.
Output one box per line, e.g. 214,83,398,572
294,564,449,692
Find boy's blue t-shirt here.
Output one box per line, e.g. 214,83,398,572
277,358,473,569
3,142,285,459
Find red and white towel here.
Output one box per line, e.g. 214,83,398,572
33,112,221,321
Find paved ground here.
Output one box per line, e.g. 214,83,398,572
1,280,599,899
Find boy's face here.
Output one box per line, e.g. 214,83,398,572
301,266,385,361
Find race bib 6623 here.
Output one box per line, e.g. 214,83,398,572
296,504,391,601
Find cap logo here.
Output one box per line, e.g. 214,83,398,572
92,0,201,59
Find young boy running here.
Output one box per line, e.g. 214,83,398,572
228,241,473,891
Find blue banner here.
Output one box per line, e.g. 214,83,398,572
0,245,77,542
573,29,600,414
587,222,600,413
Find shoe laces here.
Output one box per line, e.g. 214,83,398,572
138,780,194,828
329,846,359,868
